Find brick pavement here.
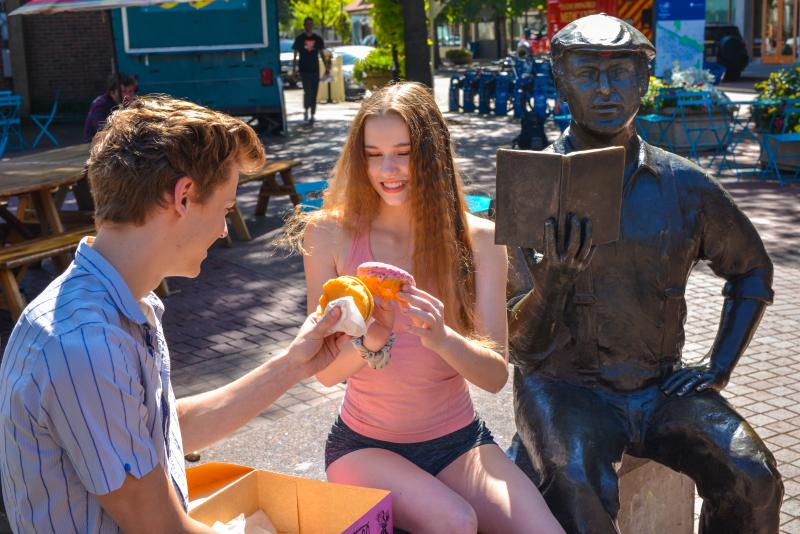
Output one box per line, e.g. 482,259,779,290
0,78,798,531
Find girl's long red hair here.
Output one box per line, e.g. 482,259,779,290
288,82,477,334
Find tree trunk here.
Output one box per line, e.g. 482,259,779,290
402,0,433,87
433,13,443,69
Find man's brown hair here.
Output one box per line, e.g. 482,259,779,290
87,95,265,225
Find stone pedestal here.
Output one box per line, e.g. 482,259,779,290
618,455,695,534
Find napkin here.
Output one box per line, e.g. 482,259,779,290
212,509,280,534
314,295,373,337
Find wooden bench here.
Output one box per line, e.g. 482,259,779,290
239,160,302,216
0,227,94,320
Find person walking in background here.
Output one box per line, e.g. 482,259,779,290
83,72,138,143
292,17,328,124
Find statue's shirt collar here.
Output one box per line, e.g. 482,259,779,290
554,129,660,182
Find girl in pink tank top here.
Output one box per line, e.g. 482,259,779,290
296,83,563,533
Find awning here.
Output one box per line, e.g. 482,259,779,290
11,0,195,16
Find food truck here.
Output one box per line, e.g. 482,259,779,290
111,0,285,132
547,0,654,41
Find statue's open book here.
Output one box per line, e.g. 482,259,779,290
494,146,625,250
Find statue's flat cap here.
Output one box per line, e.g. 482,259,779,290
551,14,655,62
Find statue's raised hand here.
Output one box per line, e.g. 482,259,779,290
521,214,595,288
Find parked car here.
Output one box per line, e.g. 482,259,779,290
704,24,749,81
280,38,298,88
331,45,374,100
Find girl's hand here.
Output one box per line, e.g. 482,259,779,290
398,285,450,351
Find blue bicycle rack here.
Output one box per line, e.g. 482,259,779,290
513,76,533,119
494,72,514,116
533,73,556,121
449,75,462,112
478,71,496,114
462,70,479,113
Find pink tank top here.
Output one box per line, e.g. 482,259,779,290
338,232,475,443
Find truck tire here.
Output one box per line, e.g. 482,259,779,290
718,35,748,80
254,113,284,135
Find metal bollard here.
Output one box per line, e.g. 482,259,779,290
494,72,514,116
462,70,479,113
478,71,496,114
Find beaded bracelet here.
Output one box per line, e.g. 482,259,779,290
352,333,395,370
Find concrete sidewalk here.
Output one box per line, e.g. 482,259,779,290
1,77,799,532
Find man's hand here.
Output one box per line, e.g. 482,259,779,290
286,307,352,377
523,214,595,288
661,364,729,396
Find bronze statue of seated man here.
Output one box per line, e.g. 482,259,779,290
507,14,783,534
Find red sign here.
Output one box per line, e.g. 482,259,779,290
548,0,616,35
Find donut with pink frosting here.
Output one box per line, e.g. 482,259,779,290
356,262,416,301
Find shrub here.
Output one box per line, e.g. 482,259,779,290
445,48,473,65
353,47,404,82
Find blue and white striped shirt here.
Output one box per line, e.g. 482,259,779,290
0,238,188,533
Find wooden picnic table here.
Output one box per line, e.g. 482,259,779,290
0,144,94,317
0,143,91,248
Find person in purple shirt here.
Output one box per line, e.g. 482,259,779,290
83,73,138,143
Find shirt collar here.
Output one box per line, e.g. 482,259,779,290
637,137,660,177
560,128,660,178
73,237,149,325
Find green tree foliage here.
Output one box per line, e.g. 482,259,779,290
371,0,404,52
277,0,293,31
367,0,406,78
291,0,351,43
444,0,544,22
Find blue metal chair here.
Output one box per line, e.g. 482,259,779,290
0,94,26,151
31,91,60,148
762,103,800,187
675,91,729,165
702,61,727,85
465,194,492,215
637,91,680,152
299,183,493,217
296,180,329,211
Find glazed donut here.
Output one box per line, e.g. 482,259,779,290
356,262,416,301
318,276,374,321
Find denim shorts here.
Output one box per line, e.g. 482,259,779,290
324,415,496,476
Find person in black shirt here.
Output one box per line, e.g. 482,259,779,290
292,17,328,124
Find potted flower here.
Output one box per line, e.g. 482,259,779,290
637,63,731,153
353,48,402,91
753,66,800,171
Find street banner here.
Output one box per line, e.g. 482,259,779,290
655,0,706,76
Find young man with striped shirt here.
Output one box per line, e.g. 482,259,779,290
0,96,345,533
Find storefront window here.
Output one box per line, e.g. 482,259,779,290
707,0,735,23
477,21,495,40
762,0,798,63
